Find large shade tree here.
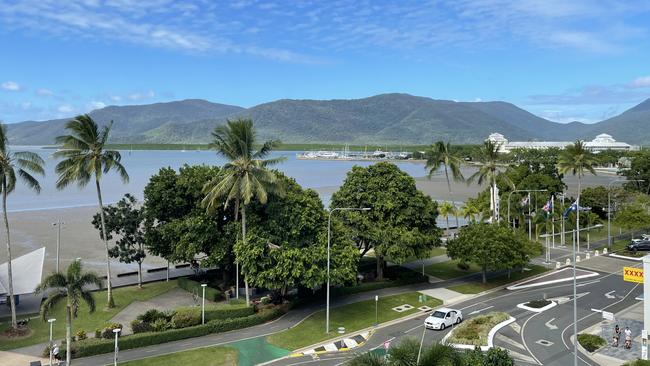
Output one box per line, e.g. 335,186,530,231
54,115,129,308
36,260,103,366
202,118,283,306
331,162,441,280
0,124,45,330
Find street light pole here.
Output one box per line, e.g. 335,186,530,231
608,179,644,249
201,283,207,324
326,207,370,334
113,328,121,366
375,295,378,326
52,220,64,273
48,318,56,366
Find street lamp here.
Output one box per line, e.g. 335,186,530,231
608,179,644,249
326,207,371,334
51,220,64,273
113,328,121,366
374,295,378,326
201,283,207,324
48,318,56,366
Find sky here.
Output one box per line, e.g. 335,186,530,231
1,0,650,124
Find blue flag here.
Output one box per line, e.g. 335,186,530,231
563,201,578,218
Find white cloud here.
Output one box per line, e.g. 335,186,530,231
57,104,74,113
128,90,155,101
35,88,55,96
630,76,650,88
21,102,32,109
1,81,21,91
109,95,122,102
88,101,106,109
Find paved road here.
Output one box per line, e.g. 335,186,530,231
266,263,641,366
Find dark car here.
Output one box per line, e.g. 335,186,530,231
628,240,650,252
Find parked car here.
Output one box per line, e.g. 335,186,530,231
627,240,650,252
424,308,462,330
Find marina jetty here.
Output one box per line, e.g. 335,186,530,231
297,148,423,161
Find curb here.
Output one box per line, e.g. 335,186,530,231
516,301,557,313
506,268,599,290
442,316,516,351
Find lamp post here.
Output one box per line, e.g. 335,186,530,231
51,220,64,273
507,189,547,228
326,207,370,334
113,328,121,366
375,295,378,326
608,179,644,249
201,283,207,324
48,318,56,366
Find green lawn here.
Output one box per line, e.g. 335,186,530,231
267,292,442,350
423,259,481,280
404,247,447,264
448,265,550,294
120,346,237,366
0,280,178,350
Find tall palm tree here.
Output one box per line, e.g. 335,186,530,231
439,201,455,237
202,118,283,306
53,115,129,308
468,140,513,223
556,139,596,366
0,125,45,330
460,202,480,224
425,141,465,193
36,260,102,366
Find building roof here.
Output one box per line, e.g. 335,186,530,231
0,247,45,296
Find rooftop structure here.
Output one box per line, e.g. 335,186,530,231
486,133,638,153
0,247,45,297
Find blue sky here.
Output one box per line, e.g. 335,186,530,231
1,0,650,124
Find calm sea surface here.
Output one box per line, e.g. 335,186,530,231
8,148,430,212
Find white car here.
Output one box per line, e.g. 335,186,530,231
424,308,463,330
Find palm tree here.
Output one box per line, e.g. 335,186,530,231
439,201,455,237
36,260,102,366
53,115,129,308
202,119,283,306
468,140,513,222
425,141,464,193
460,202,480,224
0,124,45,330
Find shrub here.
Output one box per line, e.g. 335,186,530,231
260,296,271,305
76,330,87,341
151,318,172,332
228,298,246,305
178,277,223,301
101,323,123,339
454,326,479,340
457,262,471,270
524,299,552,308
171,308,201,329
578,334,606,352
94,329,101,339
131,319,153,334
137,309,168,323
623,361,650,366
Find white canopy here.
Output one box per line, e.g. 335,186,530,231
0,247,45,296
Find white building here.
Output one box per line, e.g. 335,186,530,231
486,133,638,153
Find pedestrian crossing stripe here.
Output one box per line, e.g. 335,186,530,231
293,331,372,357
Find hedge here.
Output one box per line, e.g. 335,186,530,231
177,277,223,301
577,333,606,352
61,308,284,359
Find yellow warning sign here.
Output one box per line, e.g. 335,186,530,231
624,267,644,283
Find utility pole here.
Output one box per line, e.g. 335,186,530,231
52,219,64,273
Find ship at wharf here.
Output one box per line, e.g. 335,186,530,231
296,147,424,162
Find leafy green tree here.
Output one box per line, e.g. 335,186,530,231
331,162,441,280
234,173,358,296
447,223,541,283
615,204,650,239
621,150,650,193
92,194,146,288
439,201,455,236
54,115,129,308
557,140,597,250
0,124,45,330
36,260,103,366
425,141,465,193
580,186,612,219
468,140,513,222
202,118,283,306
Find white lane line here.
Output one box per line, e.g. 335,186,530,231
405,324,423,333
495,333,526,351
469,306,494,315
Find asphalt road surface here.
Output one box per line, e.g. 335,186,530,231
266,265,641,366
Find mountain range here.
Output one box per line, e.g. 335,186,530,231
6,93,650,145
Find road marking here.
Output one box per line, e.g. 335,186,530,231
576,279,600,287
591,308,603,313
495,333,526,351
469,306,494,315
548,292,589,304
544,318,558,330
509,322,521,334
404,324,422,333
506,348,541,365
535,339,554,347
605,290,616,299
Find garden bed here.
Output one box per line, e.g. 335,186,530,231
516,299,556,312
577,333,606,352
443,312,513,350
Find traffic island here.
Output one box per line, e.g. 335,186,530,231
442,311,515,351
516,299,557,312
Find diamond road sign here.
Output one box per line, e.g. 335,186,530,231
624,266,644,283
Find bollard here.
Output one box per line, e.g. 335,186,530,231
586,252,591,260
566,258,571,266
576,255,581,262
556,261,561,269
595,250,599,257
603,248,608,254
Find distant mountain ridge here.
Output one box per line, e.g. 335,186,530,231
6,93,650,145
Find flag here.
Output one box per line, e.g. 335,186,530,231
563,201,578,218
520,195,529,207
542,198,553,213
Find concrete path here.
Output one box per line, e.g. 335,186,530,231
418,288,469,305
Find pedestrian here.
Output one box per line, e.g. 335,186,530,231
52,343,60,365
613,324,621,347
624,326,632,349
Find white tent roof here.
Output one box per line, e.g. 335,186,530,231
0,247,45,296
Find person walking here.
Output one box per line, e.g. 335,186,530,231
624,326,632,349
52,343,61,365
613,324,621,347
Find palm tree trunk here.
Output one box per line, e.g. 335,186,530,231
2,182,17,329
95,179,114,308
482,266,487,284
241,205,250,307
445,216,450,237
137,260,143,289
491,180,497,222
576,177,581,252
66,301,72,366
444,165,452,193
454,212,459,230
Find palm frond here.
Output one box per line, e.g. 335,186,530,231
17,169,42,193
80,290,96,313
39,291,66,320
35,273,68,293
